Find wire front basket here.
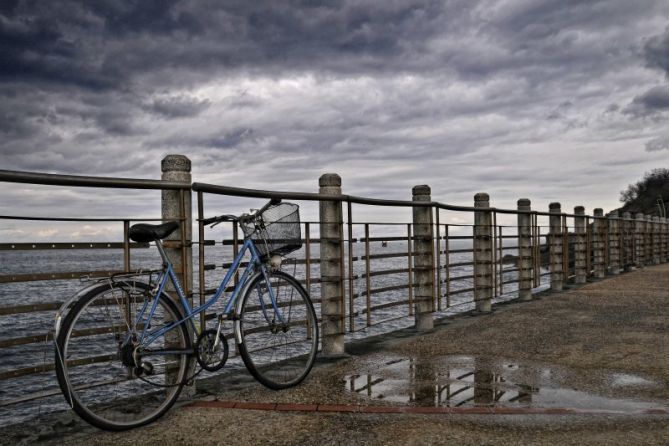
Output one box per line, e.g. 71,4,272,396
241,202,302,258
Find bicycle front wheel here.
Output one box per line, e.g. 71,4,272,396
237,271,318,389
55,281,191,431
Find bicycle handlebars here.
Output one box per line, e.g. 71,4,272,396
201,198,282,227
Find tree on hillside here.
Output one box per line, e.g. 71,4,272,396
619,168,669,206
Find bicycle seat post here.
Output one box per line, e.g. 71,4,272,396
154,239,170,268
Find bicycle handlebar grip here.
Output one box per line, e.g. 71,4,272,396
257,198,282,216
201,216,220,225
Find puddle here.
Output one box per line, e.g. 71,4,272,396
343,355,665,412
610,373,657,388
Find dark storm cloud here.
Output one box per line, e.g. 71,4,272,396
2,0,667,92
627,86,669,116
145,95,211,118
0,0,451,93
644,26,669,77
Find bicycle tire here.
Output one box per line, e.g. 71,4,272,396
237,270,318,390
55,281,192,431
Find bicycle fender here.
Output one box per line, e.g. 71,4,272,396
54,282,109,339
54,279,154,339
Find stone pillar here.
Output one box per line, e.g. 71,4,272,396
574,206,587,284
161,155,193,299
412,185,434,331
652,216,661,264
645,215,654,265
161,154,193,388
660,217,669,263
474,193,493,313
517,199,533,301
592,209,606,278
607,211,620,275
319,173,345,356
635,213,646,269
622,211,633,271
548,202,563,291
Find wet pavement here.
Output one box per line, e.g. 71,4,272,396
2,263,669,445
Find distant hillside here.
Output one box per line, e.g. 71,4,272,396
617,168,669,216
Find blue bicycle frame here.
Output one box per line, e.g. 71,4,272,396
132,237,286,350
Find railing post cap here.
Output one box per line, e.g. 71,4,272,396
161,154,191,173
412,185,431,196
653,215,660,221
609,210,619,218
636,212,645,219
319,173,341,187
593,208,603,217
622,211,631,219
646,214,653,221
517,198,531,207
549,202,561,211
574,206,585,214
474,192,489,203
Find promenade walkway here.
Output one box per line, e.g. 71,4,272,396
4,264,669,445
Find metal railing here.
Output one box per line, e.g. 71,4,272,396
1,165,668,423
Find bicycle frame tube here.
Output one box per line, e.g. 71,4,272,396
138,238,275,347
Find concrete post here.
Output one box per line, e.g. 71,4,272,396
161,154,193,388
574,206,587,284
319,173,345,356
652,216,661,264
592,209,606,278
646,216,654,265
660,217,669,263
161,155,193,299
607,211,620,275
622,211,633,271
548,202,563,291
517,199,533,301
474,193,493,313
412,185,434,331
635,213,646,269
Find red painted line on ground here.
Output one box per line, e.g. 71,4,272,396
317,404,360,413
234,401,277,411
276,403,319,412
186,400,669,416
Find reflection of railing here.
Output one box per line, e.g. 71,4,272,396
1,155,669,419
344,357,537,407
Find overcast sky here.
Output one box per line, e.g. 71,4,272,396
2,0,669,241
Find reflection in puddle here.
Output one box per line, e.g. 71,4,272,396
344,356,663,411
610,373,656,388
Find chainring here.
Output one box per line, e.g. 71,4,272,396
195,329,229,372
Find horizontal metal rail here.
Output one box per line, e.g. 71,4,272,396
0,270,129,284
192,181,611,219
0,169,190,190
0,242,149,250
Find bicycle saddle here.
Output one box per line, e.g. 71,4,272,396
128,221,180,243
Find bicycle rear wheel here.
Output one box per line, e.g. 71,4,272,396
237,271,318,389
55,281,191,431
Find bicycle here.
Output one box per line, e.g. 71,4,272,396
53,199,318,431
